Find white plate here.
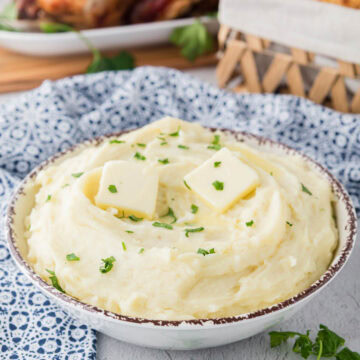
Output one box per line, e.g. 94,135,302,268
0,17,218,56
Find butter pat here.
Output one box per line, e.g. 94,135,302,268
184,147,259,213
95,160,159,219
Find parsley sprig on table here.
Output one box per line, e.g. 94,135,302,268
170,19,214,61
269,324,360,360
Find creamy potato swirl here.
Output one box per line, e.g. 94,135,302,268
25,118,338,320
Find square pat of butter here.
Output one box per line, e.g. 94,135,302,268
95,160,159,219
184,147,259,213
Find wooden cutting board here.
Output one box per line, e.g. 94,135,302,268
0,46,217,93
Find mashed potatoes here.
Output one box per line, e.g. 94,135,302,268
25,117,338,320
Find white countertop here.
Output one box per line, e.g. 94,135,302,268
1,67,359,360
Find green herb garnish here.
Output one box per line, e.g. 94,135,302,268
125,230,134,234
208,144,221,151
158,158,169,165
134,152,146,161
99,256,116,274
129,215,143,222
197,248,215,256
66,253,80,261
178,145,189,150
184,180,191,190
161,207,177,224
214,161,222,167
139,248,145,254
185,227,204,237
212,180,224,191
46,269,65,293
246,220,254,227
160,142,168,146
46,195,52,202
286,221,293,227
137,143,146,148
71,172,84,178
152,222,173,230
269,324,359,360
169,126,181,137
122,241,127,251
108,185,117,193
191,204,198,214
39,22,74,33
109,139,125,144
170,19,214,61
301,183,313,196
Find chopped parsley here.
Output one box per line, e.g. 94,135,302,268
214,161,222,168
169,126,180,137
66,253,80,261
139,248,145,254
286,221,293,227
109,139,125,144
46,195,52,202
46,269,65,293
185,227,204,237
246,220,254,227
157,136,166,141
160,141,168,146
197,248,215,256
108,185,117,193
122,241,127,251
191,204,199,214
99,256,116,274
129,215,143,222
137,143,146,147
178,144,189,150
208,134,222,151
134,152,146,161
212,180,224,191
158,158,169,165
152,222,173,230
71,172,84,178
301,183,312,196
125,230,134,234
161,207,177,223
183,180,191,190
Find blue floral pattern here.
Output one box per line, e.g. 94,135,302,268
0,67,359,359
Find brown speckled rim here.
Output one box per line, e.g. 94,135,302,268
6,126,358,328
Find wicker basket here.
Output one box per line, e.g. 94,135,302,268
216,25,360,113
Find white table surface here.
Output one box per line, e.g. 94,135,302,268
1,67,359,360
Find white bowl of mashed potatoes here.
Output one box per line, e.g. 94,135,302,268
6,117,357,350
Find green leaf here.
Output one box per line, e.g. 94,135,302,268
183,180,191,190
269,331,299,347
293,332,313,359
212,134,220,145
170,19,214,62
161,207,177,224
125,230,134,234
246,220,254,227
185,227,204,237
129,215,143,222
336,348,360,360
313,325,345,358
158,158,169,165
122,241,127,251
191,204,198,214
87,50,135,74
169,126,181,137
286,221,293,227
139,248,145,254
134,152,146,161
212,180,224,191
66,253,80,261
46,195,52,202
108,185,117,193
39,22,73,33
152,222,173,230
46,269,65,293
0,2,17,20
178,144,189,150
301,183,312,196
197,248,215,256
137,143,146,147
109,139,125,144
208,144,221,151
72,172,84,178
214,161,221,168
99,256,116,273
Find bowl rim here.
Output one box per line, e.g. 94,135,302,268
6,126,358,328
